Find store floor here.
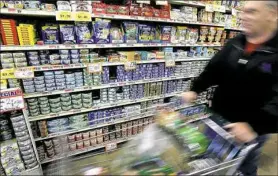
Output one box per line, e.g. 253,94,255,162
258,134,278,175
44,135,278,175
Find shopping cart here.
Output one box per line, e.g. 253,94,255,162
79,113,258,176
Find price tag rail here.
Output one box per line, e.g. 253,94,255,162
0,43,222,51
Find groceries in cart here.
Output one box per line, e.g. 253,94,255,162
84,110,250,175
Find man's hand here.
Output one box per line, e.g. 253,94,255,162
224,122,258,143
181,91,198,103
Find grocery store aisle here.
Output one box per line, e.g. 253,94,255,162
258,134,278,175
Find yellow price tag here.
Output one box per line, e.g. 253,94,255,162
0,79,7,89
74,12,91,22
56,11,73,21
0,68,15,79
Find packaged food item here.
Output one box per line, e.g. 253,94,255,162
57,1,71,11
60,24,76,44
69,143,77,151
41,24,59,44
110,25,124,43
161,26,172,43
41,3,56,11
138,24,152,43
122,22,138,43
24,1,40,10
92,18,111,44
75,22,94,44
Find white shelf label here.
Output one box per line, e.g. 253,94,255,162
87,63,102,73
0,88,25,113
105,142,117,152
124,61,136,70
14,67,34,79
137,0,150,4
165,60,175,67
156,0,168,5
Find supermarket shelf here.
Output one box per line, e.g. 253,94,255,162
40,114,210,164
24,75,196,98
0,43,222,51
40,137,132,164
0,8,56,16
27,91,183,121
1,8,224,27
92,14,225,27
31,58,211,71
34,112,154,142
33,102,206,141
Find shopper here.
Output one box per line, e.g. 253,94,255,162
182,1,278,175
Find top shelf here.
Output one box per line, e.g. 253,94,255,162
0,8,225,27
0,8,240,29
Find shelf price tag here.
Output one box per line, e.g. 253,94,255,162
56,11,73,21
137,0,150,4
0,80,7,90
124,61,136,70
155,0,168,5
87,63,102,73
74,12,91,22
165,60,175,67
0,88,25,113
205,4,214,12
14,67,34,79
105,142,117,152
0,68,15,79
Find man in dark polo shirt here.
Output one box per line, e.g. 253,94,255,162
182,1,277,175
